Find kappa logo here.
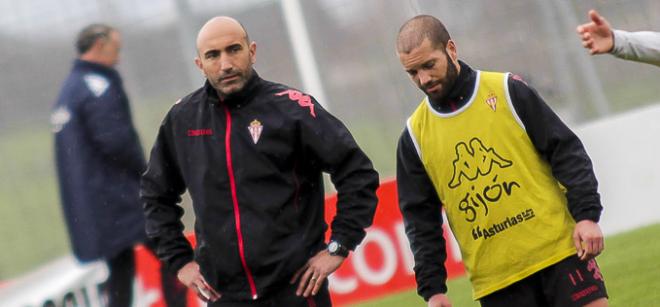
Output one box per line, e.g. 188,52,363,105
485,93,497,111
248,119,263,144
448,138,513,188
275,89,316,118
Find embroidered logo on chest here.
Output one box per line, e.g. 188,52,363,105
248,119,263,144
485,93,497,111
188,129,213,136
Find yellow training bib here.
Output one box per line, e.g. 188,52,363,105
407,71,576,299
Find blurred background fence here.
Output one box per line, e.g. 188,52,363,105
0,0,658,280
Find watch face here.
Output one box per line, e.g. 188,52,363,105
328,241,338,253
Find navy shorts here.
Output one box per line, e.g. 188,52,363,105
480,255,608,307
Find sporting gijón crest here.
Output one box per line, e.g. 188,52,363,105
485,93,497,111
248,119,263,144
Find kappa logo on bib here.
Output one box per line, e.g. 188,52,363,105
448,138,521,223
448,138,512,188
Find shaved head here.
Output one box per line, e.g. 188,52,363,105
196,16,250,53
194,16,257,98
397,15,451,54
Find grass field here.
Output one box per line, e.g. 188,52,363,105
0,129,69,279
351,223,660,307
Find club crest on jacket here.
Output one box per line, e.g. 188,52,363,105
248,119,263,144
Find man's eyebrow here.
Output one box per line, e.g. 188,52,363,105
203,49,220,56
202,43,243,56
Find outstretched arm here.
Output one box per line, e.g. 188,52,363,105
610,30,660,66
577,9,660,66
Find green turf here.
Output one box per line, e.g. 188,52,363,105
0,129,69,279
350,223,660,307
595,224,660,306
0,99,173,280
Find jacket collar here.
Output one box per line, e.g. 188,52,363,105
428,60,476,113
73,59,119,79
203,69,262,107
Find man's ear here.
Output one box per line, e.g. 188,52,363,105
249,41,257,64
194,56,203,72
446,39,458,63
87,38,106,55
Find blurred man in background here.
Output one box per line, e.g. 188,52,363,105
141,16,379,306
395,15,608,307
577,9,660,66
52,23,186,307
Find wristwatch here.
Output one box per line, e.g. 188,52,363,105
327,240,349,257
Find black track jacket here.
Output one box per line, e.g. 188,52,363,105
141,71,379,301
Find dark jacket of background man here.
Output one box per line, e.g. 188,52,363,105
52,58,147,262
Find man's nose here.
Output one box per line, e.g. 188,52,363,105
220,56,233,71
419,72,432,87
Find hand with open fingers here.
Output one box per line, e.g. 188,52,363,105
428,293,452,307
177,261,221,302
290,249,345,298
576,9,614,55
573,220,604,261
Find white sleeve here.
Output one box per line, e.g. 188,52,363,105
611,29,660,67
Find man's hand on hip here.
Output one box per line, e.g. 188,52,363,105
290,249,345,298
177,261,221,302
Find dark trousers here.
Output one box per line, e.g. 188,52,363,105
106,242,188,307
209,281,332,307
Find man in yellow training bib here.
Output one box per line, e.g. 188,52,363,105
395,15,608,307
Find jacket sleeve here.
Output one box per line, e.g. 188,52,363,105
80,82,146,174
298,98,379,251
396,129,448,301
141,111,193,273
508,76,603,222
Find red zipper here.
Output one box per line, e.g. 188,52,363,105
223,104,258,299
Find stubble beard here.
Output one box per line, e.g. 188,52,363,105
213,68,253,98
